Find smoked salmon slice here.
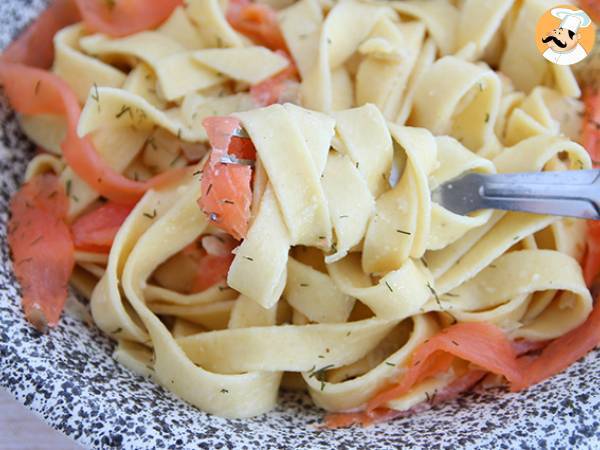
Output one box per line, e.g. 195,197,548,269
1,0,80,69
0,62,183,205
182,235,238,292
75,0,182,37
192,253,235,293
199,117,255,241
7,174,74,331
250,52,299,107
365,322,522,413
513,303,600,390
227,0,288,52
326,305,600,428
71,202,133,253
325,370,487,428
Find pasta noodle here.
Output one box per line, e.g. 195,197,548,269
4,0,597,425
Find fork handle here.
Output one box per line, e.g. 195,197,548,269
475,169,600,220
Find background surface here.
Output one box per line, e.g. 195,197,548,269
1,389,80,450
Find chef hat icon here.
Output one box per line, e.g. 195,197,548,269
551,8,592,33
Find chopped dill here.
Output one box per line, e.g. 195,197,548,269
427,282,442,309
91,82,101,111
146,136,158,150
243,256,255,261
430,390,437,404
309,364,334,391
143,209,157,219
384,281,393,293
115,105,132,119
396,229,411,235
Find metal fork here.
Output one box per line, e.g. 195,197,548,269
432,169,600,220
225,128,600,220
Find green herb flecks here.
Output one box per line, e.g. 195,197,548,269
91,82,101,111
143,209,157,219
309,364,334,391
384,281,393,293
427,282,442,309
115,105,133,119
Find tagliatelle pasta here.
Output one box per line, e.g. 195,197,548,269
2,0,599,426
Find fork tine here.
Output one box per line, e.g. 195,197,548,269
219,154,255,166
216,127,253,165
231,127,250,139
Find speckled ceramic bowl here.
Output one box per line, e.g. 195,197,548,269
1,1,599,449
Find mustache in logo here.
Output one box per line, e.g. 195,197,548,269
542,35,567,48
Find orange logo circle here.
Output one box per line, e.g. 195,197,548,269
535,4,596,66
